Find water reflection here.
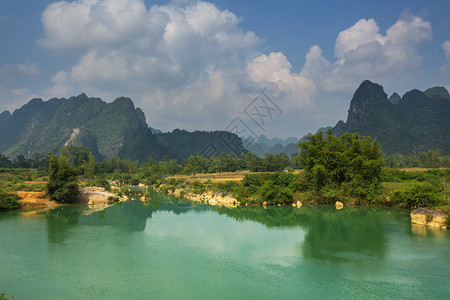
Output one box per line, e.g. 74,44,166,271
213,205,392,260
300,206,387,261
43,191,405,263
45,206,84,243
44,192,209,242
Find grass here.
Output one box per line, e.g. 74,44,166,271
0,169,47,193
381,182,411,192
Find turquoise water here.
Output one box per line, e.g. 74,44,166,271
1,193,449,299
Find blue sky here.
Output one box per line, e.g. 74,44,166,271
1,0,449,139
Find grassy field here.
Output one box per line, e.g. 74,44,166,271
169,171,250,183
0,169,47,193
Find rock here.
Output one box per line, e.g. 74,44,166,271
292,203,296,207
262,201,267,206
88,200,94,206
208,199,218,206
335,201,344,209
410,208,448,229
296,201,302,208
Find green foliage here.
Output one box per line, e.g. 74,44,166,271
46,155,79,203
391,182,441,209
0,292,15,300
297,130,384,202
419,150,442,168
59,146,91,167
190,181,206,194
0,191,21,211
84,176,111,191
83,152,95,178
241,172,298,204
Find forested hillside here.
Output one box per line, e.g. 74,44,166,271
333,80,450,154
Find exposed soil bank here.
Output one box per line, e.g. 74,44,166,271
410,208,448,229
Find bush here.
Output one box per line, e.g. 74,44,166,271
0,192,21,211
93,177,111,191
392,183,441,209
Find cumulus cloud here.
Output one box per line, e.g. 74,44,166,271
42,0,264,130
40,1,434,136
304,14,432,93
246,52,315,109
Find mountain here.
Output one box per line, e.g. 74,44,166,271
388,92,401,104
244,135,299,157
0,94,248,162
119,128,247,162
0,94,147,159
0,111,11,127
255,135,298,147
333,80,450,155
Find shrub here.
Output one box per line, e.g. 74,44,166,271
0,192,21,211
93,177,111,191
392,183,441,209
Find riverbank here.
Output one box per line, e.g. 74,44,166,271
14,187,127,212
147,170,450,229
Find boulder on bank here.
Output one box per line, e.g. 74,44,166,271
410,208,448,229
335,201,344,210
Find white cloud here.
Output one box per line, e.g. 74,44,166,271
39,0,158,51
335,19,384,59
246,52,315,109
40,1,435,137
304,14,432,94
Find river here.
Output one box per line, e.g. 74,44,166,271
1,192,449,299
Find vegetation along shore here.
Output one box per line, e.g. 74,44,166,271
1,130,449,229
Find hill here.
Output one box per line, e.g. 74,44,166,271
0,94,247,162
333,80,450,155
119,128,246,162
0,94,147,159
245,135,299,157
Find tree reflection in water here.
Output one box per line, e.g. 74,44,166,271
213,205,392,260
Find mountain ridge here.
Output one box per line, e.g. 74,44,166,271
0,94,247,162
333,80,450,155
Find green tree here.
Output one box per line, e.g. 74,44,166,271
59,146,91,167
297,130,384,202
0,191,21,211
84,152,95,178
46,155,80,203
419,150,442,168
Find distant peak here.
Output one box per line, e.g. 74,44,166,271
423,86,449,99
388,92,401,104
74,92,89,99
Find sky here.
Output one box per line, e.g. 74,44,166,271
1,0,450,139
